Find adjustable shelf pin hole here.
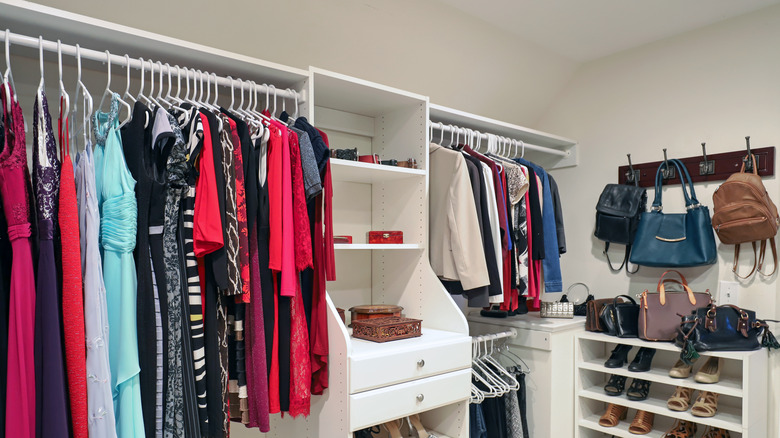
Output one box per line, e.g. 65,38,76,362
699,142,715,175
662,148,676,180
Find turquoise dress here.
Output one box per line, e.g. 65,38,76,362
93,95,145,438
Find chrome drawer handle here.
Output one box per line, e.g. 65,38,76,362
417,359,425,367
416,394,424,402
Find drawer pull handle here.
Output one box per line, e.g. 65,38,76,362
417,359,425,367
416,394,424,402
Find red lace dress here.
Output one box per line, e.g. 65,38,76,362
1,86,37,438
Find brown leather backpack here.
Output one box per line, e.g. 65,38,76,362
712,155,779,277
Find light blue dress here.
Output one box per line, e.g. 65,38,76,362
76,139,118,438
93,94,145,438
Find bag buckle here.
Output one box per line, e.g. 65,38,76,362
650,205,663,212
686,203,702,210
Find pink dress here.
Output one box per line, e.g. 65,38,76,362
1,86,37,438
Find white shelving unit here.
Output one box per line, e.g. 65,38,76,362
575,331,767,438
303,68,472,437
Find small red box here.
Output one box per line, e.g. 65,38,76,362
367,231,403,244
334,235,353,244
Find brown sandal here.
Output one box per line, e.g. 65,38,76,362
628,410,654,435
598,403,628,427
691,391,719,417
702,426,731,437
662,419,698,437
667,386,694,411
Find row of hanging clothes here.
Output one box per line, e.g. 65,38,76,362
0,31,334,438
470,331,531,438
428,122,566,313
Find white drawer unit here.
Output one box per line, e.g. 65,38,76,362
350,328,471,392
350,368,471,431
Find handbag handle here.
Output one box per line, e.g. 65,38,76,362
656,270,696,306
705,304,751,337
613,294,637,306
566,282,590,304
651,158,698,209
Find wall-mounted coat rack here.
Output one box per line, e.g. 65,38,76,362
617,139,775,187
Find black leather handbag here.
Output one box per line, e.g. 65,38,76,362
594,182,646,273
599,295,640,338
676,304,779,364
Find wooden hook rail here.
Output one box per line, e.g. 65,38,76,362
617,146,775,187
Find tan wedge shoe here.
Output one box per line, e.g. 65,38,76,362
407,414,430,438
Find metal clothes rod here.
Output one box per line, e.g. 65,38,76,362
0,29,304,103
472,329,517,343
431,121,568,157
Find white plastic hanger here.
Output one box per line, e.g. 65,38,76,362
70,44,93,152
137,58,153,107
484,338,520,390
94,51,131,128
123,55,136,104
57,40,71,160
3,29,18,113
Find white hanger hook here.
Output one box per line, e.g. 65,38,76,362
520,140,525,158
104,50,111,92
270,84,278,115
238,78,246,110
293,90,299,118
138,57,146,97
226,76,234,109
147,59,155,99
212,73,219,107
38,36,44,81
263,84,270,111
75,44,82,84
449,124,455,147
57,39,63,83
4,29,10,74
174,65,182,100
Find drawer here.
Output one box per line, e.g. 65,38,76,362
349,368,470,431
350,333,470,393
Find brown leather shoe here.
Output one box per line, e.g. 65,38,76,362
628,410,654,435
662,419,698,437
598,403,628,427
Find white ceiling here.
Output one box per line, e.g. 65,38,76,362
436,0,780,61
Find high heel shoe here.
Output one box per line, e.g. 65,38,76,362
628,410,654,435
407,414,430,438
662,419,697,437
691,391,720,417
382,419,403,438
628,347,656,372
669,357,697,378
694,357,723,384
598,403,628,427
605,344,633,368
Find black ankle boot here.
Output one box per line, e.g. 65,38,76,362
604,344,632,368
628,347,656,372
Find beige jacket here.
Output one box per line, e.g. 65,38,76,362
429,143,490,290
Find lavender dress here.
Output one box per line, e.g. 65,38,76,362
32,90,69,438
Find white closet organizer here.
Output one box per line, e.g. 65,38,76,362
307,68,471,438
575,332,767,438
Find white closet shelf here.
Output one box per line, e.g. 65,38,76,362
330,158,426,183
579,387,743,433
577,331,760,360
578,358,743,397
580,414,677,438
334,243,422,250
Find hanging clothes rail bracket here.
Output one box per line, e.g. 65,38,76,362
0,29,305,104
472,329,517,343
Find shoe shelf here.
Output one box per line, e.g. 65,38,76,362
575,332,766,438
334,243,423,250
330,158,426,184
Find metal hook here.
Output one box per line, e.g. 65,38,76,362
744,136,754,172
699,142,715,176
625,154,639,183
661,148,676,180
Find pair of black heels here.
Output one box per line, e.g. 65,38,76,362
605,344,656,372
604,374,651,401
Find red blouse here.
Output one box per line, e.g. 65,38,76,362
193,112,224,257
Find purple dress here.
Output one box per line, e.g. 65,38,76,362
32,90,69,438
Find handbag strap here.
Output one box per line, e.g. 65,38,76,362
757,237,777,277
732,242,758,279
604,242,628,273
651,158,698,210
657,270,696,305
614,294,637,306
740,154,759,175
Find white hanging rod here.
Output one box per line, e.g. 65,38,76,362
0,29,304,103
431,121,568,157
472,329,517,343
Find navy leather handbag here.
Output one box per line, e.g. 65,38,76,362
629,159,717,267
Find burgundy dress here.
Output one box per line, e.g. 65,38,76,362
1,86,37,438
32,91,69,438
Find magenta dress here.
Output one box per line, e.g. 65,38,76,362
1,86,37,438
